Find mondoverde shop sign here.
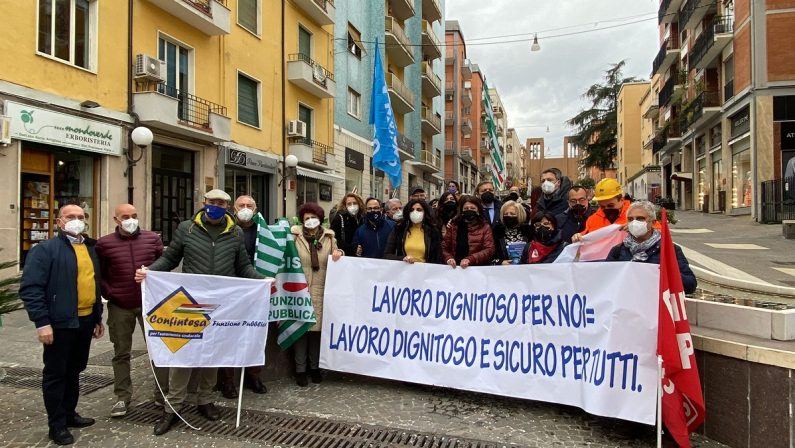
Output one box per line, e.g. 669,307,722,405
5,101,123,156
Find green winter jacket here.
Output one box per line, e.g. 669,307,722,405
148,211,263,279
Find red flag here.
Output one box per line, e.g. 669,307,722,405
658,209,705,447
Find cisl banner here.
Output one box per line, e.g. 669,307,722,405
321,259,660,424
142,271,273,368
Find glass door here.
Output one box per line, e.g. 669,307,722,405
152,146,195,246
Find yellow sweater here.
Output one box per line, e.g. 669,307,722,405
72,243,96,317
404,225,426,263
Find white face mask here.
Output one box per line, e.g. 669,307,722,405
627,220,649,238
64,219,86,235
409,210,424,224
346,204,359,215
392,210,403,221
541,180,556,195
236,208,254,222
121,218,139,234
304,218,321,229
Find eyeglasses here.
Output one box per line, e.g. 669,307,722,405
568,198,589,205
366,207,381,212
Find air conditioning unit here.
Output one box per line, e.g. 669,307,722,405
312,64,327,83
134,54,166,82
0,116,11,144
287,120,306,138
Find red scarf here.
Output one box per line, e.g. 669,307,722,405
527,240,556,264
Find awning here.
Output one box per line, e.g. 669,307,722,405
296,166,345,184
671,172,693,182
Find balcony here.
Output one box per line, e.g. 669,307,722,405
461,60,472,80
658,0,684,24
690,16,734,70
386,72,415,114
397,132,415,161
421,20,441,60
460,146,473,162
421,62,441,98
651,35,680,77
146,0,230,35
387,0,415,21
422,0,442,23
292,0,335,26
385,17,415,67
461,118,472,135
680,0,716,32
445,81,455,96
288,137,336,171
655,121,682,155
133,81,230,143
286,53,335,99
445,48,455,65
479,164,491,175
462,88,472,107
643,97,660,119
421,107,441,135
492,105,504,118
445,111,454,127
680,91,721,132
658,73,685,107
410,149,441,173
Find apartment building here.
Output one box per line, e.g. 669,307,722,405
630,80,664,201
0,0,289,264
616,81,650,194
650,0,795,220
525,137,582,186
505,128,524,187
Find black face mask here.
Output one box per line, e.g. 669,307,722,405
572,204,587,217
367,211,382,222
443,201,457,212
462,210,479,222
507,193,519,202
480,192,495,204
536,226,555,242
603,208,621,223
503,216,519,228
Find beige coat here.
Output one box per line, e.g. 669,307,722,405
291,226,338,331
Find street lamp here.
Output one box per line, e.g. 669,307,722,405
530,34,541,52
285,154,298,169
127,126,153,203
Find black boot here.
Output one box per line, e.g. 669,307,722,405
48,428,74,445
295,372,308,387
153,412,178,436
309,369,323,384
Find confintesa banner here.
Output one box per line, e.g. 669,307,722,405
142,271,273,368
320,258,660,424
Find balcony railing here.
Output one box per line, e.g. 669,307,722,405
386,72,415,113
288,53,335,83
422,0,442,23
680,91,720,131
421,106,441,133
290,137,335,165
678,0,697,31
419,149,440,169
651,34,680,76
148,0,230,35
137,81,227,128
689,15,733,70
293,0,335,26
658,72,684,107
186,0,227,14
385,16,414,66
724,80,734,101
658,0,683,23
421,20,441,60
421,61,441,97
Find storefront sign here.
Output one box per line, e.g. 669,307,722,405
782,122,795,150
730,107,750,139
345,147,364,170
225,148,278,172
5,101,123,156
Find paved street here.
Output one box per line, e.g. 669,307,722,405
0,308,727,448
667,210,795,288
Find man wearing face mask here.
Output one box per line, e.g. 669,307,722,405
572,178,632,242
606,201,696,294
557,186,596,243
535,168,572,218
385,198,403,222
96,204,167,419
215,195,268,399
352,197,395,258
476,181,503,227
134,189,264,436
20,204,105,445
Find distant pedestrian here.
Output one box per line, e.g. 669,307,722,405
96,203,169,418
384,199,442,264
353,197,395,259
442,195,495,268
20,204,104,446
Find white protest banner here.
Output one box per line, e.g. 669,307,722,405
321,258,660,424
554,224,626,263
143,271,273,368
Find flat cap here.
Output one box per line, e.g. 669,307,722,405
204,189,232,202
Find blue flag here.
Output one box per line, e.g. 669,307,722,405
369,39,402,189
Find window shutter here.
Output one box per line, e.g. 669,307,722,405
239,0,258,33
238,75,259,126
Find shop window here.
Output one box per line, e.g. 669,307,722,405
238,72,261,127
731,150,752,208
38,0,96,70
224,169,270,217
297,176,318,206
237,0,259,35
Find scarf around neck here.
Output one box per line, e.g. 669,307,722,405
623,230,661,262
303,227,324,271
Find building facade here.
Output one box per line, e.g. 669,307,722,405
525,137,582,185
444,20,476,193
616,81,651,195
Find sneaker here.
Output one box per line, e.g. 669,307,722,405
110,400,128,418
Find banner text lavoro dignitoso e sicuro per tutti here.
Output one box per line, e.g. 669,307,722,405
320,258,662,425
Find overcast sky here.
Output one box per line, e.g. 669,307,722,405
446,0,660,156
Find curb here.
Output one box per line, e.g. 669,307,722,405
691,265,795,297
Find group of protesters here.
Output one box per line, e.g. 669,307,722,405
17,168,697,445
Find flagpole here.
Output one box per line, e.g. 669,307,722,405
236,367,245,428
657,355,663,448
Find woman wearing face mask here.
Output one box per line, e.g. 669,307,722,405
446,180,461,196
352,197,395,259
384,199,441,264
520,212,567,264
437,192,459,229
330,193,364,259
492,201,534,265
605,201,697,294
291,202,343,387
442,195,495,268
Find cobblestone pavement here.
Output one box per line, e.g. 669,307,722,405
0,310,728,448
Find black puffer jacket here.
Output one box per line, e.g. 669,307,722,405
535,176,572,218
148,211,262,279
330,212,361,257
492,222,534,264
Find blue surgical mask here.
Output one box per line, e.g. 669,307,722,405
204,204,227,220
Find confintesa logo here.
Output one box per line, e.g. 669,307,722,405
146,287,219,353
